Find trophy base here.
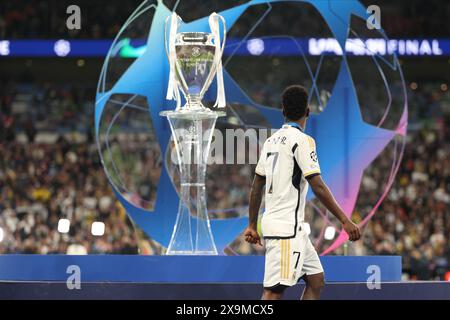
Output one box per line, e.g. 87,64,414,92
165,250,196,256
160,108,225,119
166,250,218,256
161,108,220,256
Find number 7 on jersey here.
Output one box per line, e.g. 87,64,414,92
267,152,279,194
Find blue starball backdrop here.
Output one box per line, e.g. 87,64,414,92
95,0,407,254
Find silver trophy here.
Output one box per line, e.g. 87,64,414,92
160,12,226,255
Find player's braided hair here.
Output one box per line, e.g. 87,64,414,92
281,85,309,121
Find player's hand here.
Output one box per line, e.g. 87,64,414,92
343,219,361,241
244,227,262,246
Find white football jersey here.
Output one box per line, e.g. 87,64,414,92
255,123,321,238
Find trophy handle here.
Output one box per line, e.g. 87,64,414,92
164,15,171,60
203,13,227,108
214,14,227,109
165,13,182,110
217,15,227,58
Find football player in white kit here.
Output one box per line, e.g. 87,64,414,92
244,85,361,300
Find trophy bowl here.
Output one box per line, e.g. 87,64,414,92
174,32,216,110
162,12,226,116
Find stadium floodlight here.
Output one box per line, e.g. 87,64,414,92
91,222,105,236
57,219,70,234
324,226,336,240
247,38,265,56
54,39,71,57
0,227,4,242
303,223,311,235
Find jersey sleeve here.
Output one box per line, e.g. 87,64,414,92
294,136,321,178
255,142,266,177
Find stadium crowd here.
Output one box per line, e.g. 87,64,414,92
0,0,449,281
0,0,449,39
0,77,448,279
346,126,449,280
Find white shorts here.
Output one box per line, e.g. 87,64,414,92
263,229,324,289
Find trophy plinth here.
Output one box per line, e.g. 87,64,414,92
161,13,226,255
162,110,218,255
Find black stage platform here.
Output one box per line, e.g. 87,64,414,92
1,281,449,300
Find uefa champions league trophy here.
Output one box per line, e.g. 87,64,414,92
160,12,226,255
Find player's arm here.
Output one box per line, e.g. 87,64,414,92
244,174,265,246
295,136,360,241
307,175,361,241
248,174,265,230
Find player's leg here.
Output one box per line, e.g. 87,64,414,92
262,284,287,300
301,272,325,300
262,239,292,300
299,236,325,300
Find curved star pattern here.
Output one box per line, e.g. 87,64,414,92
95,0,407,254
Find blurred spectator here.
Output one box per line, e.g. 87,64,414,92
0,77,448,280
0,0,449,39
